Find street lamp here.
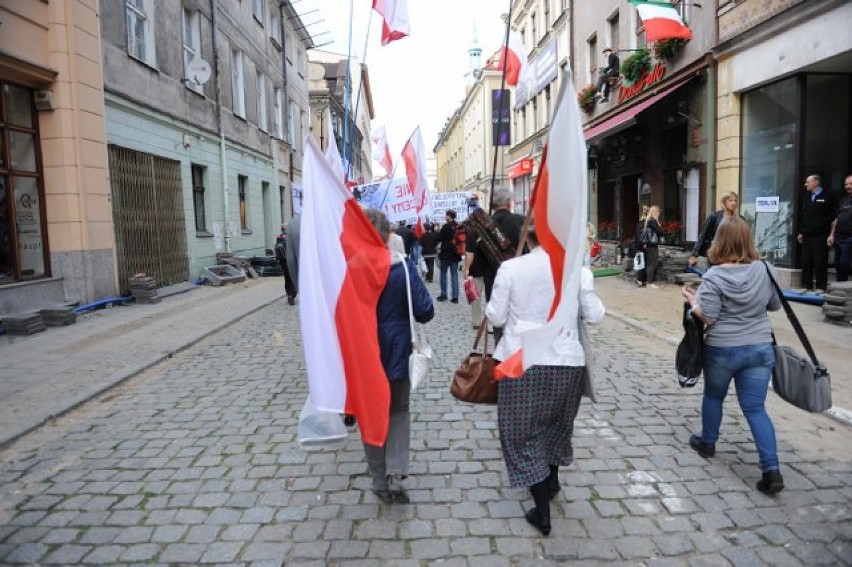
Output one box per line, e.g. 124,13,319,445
315,106,327,150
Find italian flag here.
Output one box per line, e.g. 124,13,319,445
299,135,391,446
631,1,693,43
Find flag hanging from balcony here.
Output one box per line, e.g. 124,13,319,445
497,30,529,87
373,0,410,45
630,1,693,42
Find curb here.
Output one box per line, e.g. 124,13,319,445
0,290,285,450
604,309,852,429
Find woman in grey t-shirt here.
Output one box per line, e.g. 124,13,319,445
681,217,784,495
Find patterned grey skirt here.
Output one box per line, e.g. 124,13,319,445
497,365,584,488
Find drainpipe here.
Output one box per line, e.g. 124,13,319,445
211,0,231,252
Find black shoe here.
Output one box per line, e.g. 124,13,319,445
525,507,551,536
388,475,410,504
287,295,295,305
689,434,715,458
450,298,459,303
600,97,608,103
756,470,784,494
547,467,561,500
436,295,448,301
342,414,356,427
372,489,394,503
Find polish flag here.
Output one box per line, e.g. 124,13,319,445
299,134,391,445
324,115,346,184
373,0,409,46
497,31,530,87
495,74,588,378
631,1,693,42
401,127,431,237
371,125,393,176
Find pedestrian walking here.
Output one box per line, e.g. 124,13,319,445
437,209,462,303
681,217,785,494
827,174,852,282
419,223,438,282
635,205,664,288
486,225,605,536
799,174,836,292
274,224,296,305
362,208,434,503
688,191,740,269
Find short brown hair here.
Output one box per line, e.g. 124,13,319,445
718,191,738,206
707,217,758,264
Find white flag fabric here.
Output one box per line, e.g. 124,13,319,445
371,125,393,176
401,126,431,236
372,0,409,45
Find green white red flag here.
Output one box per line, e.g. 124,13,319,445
631,1,693,42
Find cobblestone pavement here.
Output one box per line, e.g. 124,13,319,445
1,281,850,566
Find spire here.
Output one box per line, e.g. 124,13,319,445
468,20,482,83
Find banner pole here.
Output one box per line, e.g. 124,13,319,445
488,0,515,214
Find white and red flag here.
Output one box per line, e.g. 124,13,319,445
299,134,391,446
497,30,530,87
371,125,393,176
495,74,588,378
401,126,431,237
631,1,693,42
372,0,409,46
324,112,346,184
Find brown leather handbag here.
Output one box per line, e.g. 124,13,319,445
451,319,498,404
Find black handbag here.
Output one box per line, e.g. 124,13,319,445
762,262,832,412
675,302,704,388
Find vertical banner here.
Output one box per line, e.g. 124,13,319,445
492,89,511,147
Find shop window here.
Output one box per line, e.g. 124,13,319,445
126,0,157,67
191,164,207,232
805,75,850,192
238,175,249,230
0,82,48,283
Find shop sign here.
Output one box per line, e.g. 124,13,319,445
514,39,558,109
756,196,780,213
508,158,534,179
617,64,667,104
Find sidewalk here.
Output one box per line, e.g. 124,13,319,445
0,278,285,448
593,275,852,425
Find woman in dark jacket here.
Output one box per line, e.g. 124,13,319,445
635,205,664,288
363,208,434,503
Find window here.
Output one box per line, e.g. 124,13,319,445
673,0,690,23
274,88,284,139
287,101,296,144
252,0,265,25
280,185,287,220
191,164,207,231
126,0,156,67
545,85,552,125
238,175,248,230
587,34,597,84
181,8,202,94
231,49,245,118
635,10,647,49
300,110,308,152
607,11,620,52
544,0,550,28
531,13,537,43
256,73,268,132
270,5,281,45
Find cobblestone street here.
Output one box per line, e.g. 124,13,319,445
1,283,850,566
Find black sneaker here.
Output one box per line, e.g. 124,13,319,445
689,434,715,458
450,298,458,303
756,469,784,494
436,295,448,301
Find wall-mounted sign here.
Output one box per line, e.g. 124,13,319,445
508,158,534,179
756,196,780,213
514,39,558,109
617,64,667,104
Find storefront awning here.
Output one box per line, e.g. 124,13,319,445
583,79,692,143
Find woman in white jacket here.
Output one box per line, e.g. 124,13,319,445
486,226,605,536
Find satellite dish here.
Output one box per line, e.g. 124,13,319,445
187,58,211,86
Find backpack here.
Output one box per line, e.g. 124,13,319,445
465,208,514,268
450,222,467,257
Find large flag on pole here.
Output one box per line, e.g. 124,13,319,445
495,74,588,378
373,0,409,45
630,1,693,42
497,30,530,87
299,135,391,445
401,127,431,237
325,113,346,184
371,125,393,176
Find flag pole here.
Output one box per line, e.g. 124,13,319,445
377,155,402,209
488,0,515,214
343,0,355,180
350,12,373,180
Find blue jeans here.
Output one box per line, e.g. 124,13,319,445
836,234,852,282
439,258,459,299
701,343,779,472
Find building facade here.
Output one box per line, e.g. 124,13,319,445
99,0,313,292
574,1,717,246
307,51,374,185
715,0,852,269
0,0,114,313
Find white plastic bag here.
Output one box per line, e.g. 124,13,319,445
634,251,646,271
409,329,433,391
298,396,348,450
417,255,427,275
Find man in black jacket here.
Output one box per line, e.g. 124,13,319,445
595,48,620,103
827,175,852,282
799,174,836,292
395,222,415,258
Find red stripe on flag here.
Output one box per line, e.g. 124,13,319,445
529,146,566,320
335,200,391,446
498,49,522,86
